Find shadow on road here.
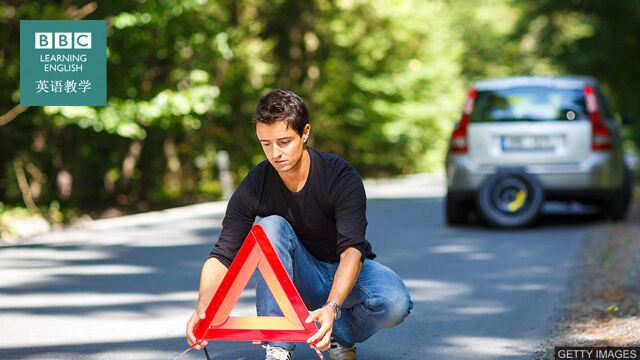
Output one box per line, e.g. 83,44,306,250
361,197,604,359
0,197,612,359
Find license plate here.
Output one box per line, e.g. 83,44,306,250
500,135,562,152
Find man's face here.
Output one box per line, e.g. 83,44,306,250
256,121,310,173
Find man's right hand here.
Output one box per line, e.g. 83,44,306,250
187,257,228,349
186,306,208,350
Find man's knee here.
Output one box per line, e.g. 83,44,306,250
379,291,413,328
257,215,292,248
342,290,412,344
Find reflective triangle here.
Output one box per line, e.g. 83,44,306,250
194,224,318,342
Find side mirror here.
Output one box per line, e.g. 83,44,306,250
621,113,635,126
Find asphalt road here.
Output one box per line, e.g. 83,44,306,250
0,174,600,359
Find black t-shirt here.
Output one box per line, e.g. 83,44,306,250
209,147,375,268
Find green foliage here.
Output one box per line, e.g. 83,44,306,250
307,0,464,174
511,0,640,144
0,0,637,220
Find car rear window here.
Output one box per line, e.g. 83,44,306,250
470,86,588,122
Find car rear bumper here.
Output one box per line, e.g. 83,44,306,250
446,152,623,192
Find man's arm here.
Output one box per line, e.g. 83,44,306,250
186,166,259,348
185,257,228,349
327,247,363,309
304,162,369,351
305,247,362,351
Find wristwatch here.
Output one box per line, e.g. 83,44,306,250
323,300,342,320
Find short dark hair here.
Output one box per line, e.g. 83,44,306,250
252,89,309,136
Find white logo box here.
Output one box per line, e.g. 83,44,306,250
35,32,92,49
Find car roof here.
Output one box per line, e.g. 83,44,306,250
474,76,598,91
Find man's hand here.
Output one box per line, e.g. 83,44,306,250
185,305,208,350
305,305,337,351
306,248,361,352
186,257,228,349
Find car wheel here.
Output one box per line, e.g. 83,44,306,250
476,171,544,228
606,166,633,221
445,193,469,226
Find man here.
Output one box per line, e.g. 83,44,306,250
186,89,413,360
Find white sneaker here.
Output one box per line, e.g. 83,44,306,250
328,340,356,360
263,344,294,360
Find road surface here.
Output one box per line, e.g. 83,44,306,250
0,174,598,359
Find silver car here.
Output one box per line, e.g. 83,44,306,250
445,76,632,227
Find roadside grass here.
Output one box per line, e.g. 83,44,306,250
0,203,51,242
538,192,640,358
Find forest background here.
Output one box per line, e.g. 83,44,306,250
1,0,639,233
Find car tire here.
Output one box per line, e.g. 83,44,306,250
476,170,544,228
445,193,469,226
606,166,633,221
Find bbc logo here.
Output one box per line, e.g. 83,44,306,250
35,32,92,49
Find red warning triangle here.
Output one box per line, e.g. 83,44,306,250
193,224,318,342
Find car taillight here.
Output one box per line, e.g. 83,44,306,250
584,84,612,151
450,88,477,153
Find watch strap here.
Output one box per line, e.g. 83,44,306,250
324,300,342,319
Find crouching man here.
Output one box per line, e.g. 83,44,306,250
186,89,413,360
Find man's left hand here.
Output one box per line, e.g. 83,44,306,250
305,305,336,351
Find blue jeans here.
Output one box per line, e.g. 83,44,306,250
255,215,413,351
